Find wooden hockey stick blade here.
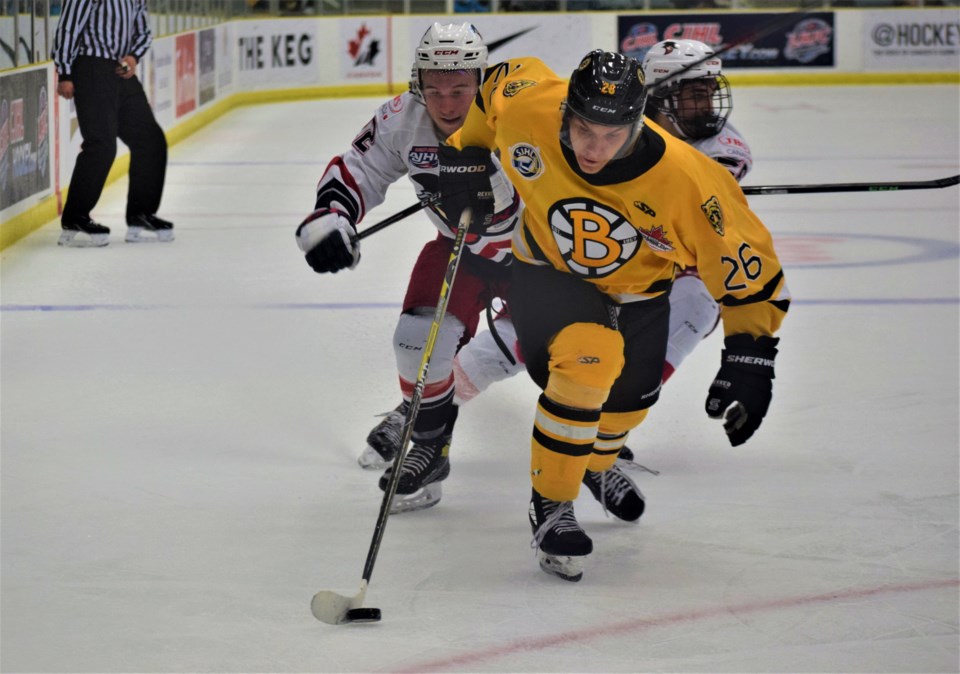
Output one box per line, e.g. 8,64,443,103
311,580,368,625
742,174,959,195
357,193,441,241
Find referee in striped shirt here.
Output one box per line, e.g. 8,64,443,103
53,0,172,247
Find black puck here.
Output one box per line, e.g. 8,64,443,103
345,607,382,623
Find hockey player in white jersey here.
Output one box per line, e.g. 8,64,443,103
640,38,753,387
298,23,548,517
363,38,754,505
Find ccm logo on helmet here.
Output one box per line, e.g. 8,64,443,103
435,49,461,55
440,165,488,173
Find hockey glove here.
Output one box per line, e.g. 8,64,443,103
295,207,360,274
438,145,495,232
705,334,779,447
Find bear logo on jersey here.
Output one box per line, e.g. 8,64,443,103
549,198,638,278
701,196,725,236
509,143,544,180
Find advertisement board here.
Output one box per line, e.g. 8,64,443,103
149,37,175,128
618,13,836,69
339,18,389,82
199,29,217,106
235,19,320,88
0,68,51,210
176,33,197,118
410,16,593,74
862,9,960,71
217,22,235,94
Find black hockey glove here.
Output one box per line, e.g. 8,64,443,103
705,334,779,447
437,144,495,232
295,207,360,274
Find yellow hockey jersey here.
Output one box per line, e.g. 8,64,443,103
450,56,790,338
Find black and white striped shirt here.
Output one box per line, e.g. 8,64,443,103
52,0,152,81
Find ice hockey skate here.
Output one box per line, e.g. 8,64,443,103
528,488,593,582
58,216,110,247
378,435,450,514
581,463,645,522
125,214,175,242
358,403,407,470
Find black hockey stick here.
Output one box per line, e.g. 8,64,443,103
742,174,959,195
357,193,441,241
311,207,474,626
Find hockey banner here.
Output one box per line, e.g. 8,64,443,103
861,10,960,71
199,29,217,107
148,37,175,128
411,16,593,74
617,13,836,69
0,67,51,211
217,23,235,94
175,33,197,118
235,19,319,88
341,18,388,82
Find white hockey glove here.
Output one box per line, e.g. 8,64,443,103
295,208,360,274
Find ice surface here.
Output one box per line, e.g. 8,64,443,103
1,85,957,673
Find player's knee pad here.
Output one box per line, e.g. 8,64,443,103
453,319,524,405
545,322,625,409
587,409,649,472
393,310,465,384
600,409,649,437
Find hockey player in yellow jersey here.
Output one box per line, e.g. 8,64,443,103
437,50,790,582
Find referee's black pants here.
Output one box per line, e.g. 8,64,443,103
63,56,167,224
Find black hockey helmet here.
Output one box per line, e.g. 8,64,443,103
566,50,647,127
561,50,648,161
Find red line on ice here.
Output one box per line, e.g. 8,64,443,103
397,577,959,673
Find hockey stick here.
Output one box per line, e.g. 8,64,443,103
311,207,474,626
742,174,960,196
357,193,441,241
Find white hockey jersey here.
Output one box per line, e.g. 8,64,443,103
315,91,522,265
691,120,753,182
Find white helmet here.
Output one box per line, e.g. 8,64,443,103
411,23,487,97
641,39,732,139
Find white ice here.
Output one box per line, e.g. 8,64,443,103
1,85,958,673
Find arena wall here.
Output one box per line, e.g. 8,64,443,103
1,8,957,249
